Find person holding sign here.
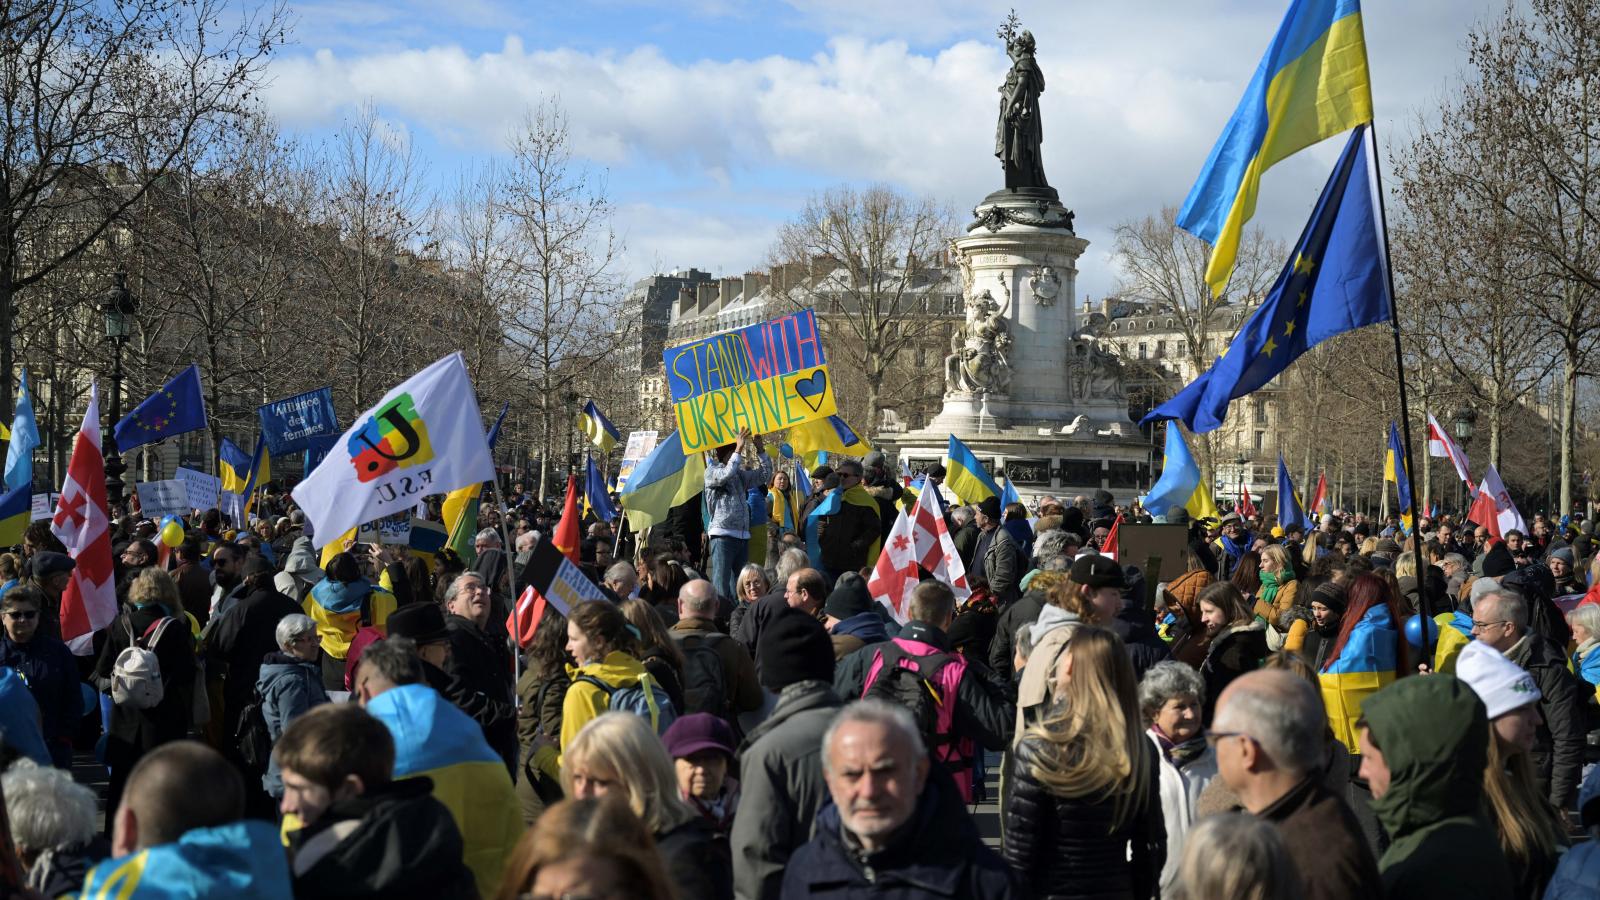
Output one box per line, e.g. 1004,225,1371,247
703,428,773,604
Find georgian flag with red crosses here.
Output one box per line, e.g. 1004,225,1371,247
51,383,118,654
868,483,970,624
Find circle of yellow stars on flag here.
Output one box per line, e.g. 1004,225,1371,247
134,390,179,433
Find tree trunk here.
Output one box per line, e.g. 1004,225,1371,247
1561,354,1577,513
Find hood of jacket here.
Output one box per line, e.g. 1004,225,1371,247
1362,674,1489,839
1029,602,1081,644
831,611,888,643
742,678,841,750
283,537,322,583
257,652,318,688
365,683,504,777
79,820,291,898
310,577,375,614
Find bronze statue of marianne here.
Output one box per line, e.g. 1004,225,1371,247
996,14,1048,191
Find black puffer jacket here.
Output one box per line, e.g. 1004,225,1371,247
1199,620,1268,726
1002,735,1166,899
657,815,733,900
1506,632,1587,809
444,613,517,767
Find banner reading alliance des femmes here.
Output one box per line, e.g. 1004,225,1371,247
258,386,339,456
664,309,838,453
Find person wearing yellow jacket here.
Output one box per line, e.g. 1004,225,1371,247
303,552,397,692
552,600,671,768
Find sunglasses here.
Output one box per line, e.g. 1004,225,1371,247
4,610,39,620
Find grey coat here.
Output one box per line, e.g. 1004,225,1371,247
731,679,842,900
983,526,1022,605
257,651,329,797
705,450,774,538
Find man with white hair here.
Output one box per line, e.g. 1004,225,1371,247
1212,670,1380,900
782,700,1014,897
1473,588,1585,811
603,560,640,600
3,762,103,895
473,528,502,556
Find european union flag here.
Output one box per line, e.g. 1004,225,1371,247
1144,124,1391,433
114,365,208,453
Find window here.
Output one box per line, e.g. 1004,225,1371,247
1155,340,1166,358
1254,430,1266,451
1110,322,1120,332
1177,341,1188,356
1255,402,1269,425
1138,342,1147,359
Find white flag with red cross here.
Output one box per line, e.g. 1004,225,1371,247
868,484,970,623
51,384,118,654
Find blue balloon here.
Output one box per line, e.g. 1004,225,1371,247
1404,614,1437,649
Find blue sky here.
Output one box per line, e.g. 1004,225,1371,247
261,0,1505,300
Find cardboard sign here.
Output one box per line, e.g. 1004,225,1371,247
1116,524,1197,590
259,387,339,455
173,467,220,512
664,309,836,453
357,515,413,546
616,430,659,490
136,481,190,519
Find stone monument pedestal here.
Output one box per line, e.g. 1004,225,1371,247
879,188,1152,505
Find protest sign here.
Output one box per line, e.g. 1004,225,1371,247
258,387,339,455
136,481,189,519
30,492,58,522
174,467,220,512
615,430,659,490
664,309,837,453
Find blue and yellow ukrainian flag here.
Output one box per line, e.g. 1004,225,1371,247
0,484,29,547
218,438,253,494
79,820,291,899
1384,422,1414,534
943,435,1000,505
583,454,618,522
1320,601,1398,751
1143,424,1219,521
1179,0,1374,297
366,683,523,899
241,435,271,521
1145,124,1390,434
1275,453,1311,530
443,402,509,566
788,414,869,466
619,430,706,532
4,368,38,493
578,400,620,454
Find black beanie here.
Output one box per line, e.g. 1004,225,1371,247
1482,542,1515,578
757,609,835,691
1311,581,1349,615
824,573,874,621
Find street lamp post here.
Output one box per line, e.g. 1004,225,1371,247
101,271,137,513
1452,406,1476,517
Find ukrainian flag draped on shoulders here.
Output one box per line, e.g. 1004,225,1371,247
365,683,522,899
1320,601,1399,751
1178,0,1374,297
305,576,397,661
1146,123,1391,433
80,820,291,899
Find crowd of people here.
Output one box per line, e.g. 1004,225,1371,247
3,437,1600,899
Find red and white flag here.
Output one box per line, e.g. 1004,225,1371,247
1238,483,1258,519
1309,470,1329,516
1101,514,1123,560
1426,413,1475,491
1469,464,1525,540
868,486,970,624
51,384,118,654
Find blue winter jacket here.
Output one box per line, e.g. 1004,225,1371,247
256,651,329,797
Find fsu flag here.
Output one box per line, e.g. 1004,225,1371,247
52,384,118,653
507,536,606,647
868,485,970,623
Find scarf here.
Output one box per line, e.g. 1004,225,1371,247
1218,532,1251,563
1577,637,1599,663
1151,726,1210,769
1258,569,1291,613
770,486,801,533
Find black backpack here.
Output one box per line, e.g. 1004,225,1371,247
234,688,272,774
861,642,960,756
674,632,731,717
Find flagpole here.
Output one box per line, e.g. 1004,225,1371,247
1366,122,1437,654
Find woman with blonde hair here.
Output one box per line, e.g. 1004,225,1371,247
1003,626,1164,898
1567,603,1600,692
1254,544,1302,650
562,711,732,900
1455,641,1566,899
1173,812,1297,900
1301,531,1327,565
1015,555,1127,736
495,797,676,900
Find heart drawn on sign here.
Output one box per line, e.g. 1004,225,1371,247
793,369,828,413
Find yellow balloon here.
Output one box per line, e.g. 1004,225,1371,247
161,521,185,548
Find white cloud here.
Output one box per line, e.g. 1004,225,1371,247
261,0,1503,299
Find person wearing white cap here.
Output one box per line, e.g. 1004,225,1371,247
1454,641,1566,899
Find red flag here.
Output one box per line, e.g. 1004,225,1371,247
50,385,118,653
1101,514,1123,560
1238,482,1258,519
1309,470,1329,515
552,473,581,563
507,584,547,648
1467,488,1503,542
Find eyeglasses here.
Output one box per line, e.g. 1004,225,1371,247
3,610,39,621
1470,619,1510,632
1206,731,1258,748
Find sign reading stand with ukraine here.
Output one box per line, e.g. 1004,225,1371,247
664,309,837,453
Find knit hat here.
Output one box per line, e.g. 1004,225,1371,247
810,465,834,480
662,713,736,761
1548,546,1575,567
756,609,834,691
978,496,1002,519
27,551,75,579
1310,581,1349,615
824,572,874,621
1070,554,1125,589
1481,542,1515,578
1270,526,1285,539
1456,641,1541,719
386,602,451,645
